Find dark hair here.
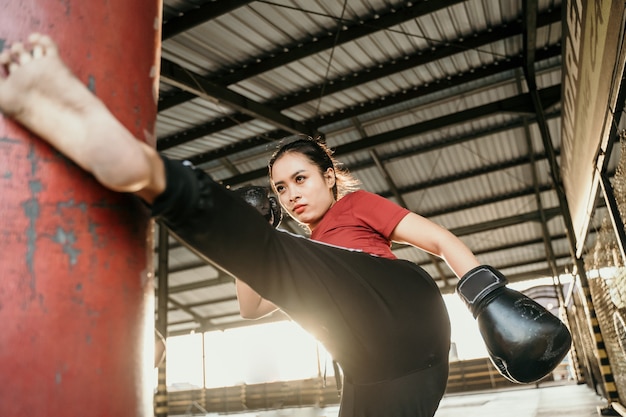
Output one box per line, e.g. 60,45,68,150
268,136,360,199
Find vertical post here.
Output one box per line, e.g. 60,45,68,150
598,170,626,263
201,332,208,410
0,1,161,416
155,223,170,417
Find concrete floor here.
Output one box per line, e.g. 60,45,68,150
197,382,614,417
435,383,609,417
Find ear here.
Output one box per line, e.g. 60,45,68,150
324,167,336,188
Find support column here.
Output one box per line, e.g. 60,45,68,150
0,1,161,416
155,223,170,417
599,171,626,263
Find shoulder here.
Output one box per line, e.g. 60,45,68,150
340,191,409,222
342,190,400,208
341,189,377,202
333,190,376,211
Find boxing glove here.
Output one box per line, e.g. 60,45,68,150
232,185,282,228
456,265,572,384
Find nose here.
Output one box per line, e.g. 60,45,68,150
288,188,301,203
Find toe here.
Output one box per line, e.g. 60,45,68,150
0,50,10,77
9,42,31,66
0,49,10,66
31,33,58,57
9,41,25,55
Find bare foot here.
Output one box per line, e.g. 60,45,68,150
0,33,164,199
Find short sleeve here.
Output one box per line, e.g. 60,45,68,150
350,191,410,238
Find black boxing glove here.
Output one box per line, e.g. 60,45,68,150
232,186,282,228
457,265,572,384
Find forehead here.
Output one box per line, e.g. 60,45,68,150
271,152,315,179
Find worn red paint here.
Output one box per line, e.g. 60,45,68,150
0,1,161,416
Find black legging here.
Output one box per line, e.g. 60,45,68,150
152,157,451,416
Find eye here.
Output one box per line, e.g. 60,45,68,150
295,175,305,183
275,184,285,193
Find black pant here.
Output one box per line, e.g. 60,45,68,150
340,359,449,417
153,157,451,416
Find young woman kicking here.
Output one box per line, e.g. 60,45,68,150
0,33,569,417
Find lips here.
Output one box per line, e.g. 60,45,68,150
293,204,306,215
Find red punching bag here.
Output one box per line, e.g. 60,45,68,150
0,1,161,416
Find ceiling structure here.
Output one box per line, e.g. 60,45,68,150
153,0,622,337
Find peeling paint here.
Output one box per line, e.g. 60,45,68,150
21,145,41,294
38,293,46,311
3,171,11,179
55,364,68,385
22,181,41,283
0,136,19,143
27,144,38,176
87,75,96,94
56,199,87,213
52,227,81,266
60,0,70,16
28,180,42,194
0,38,4,52
88,219,102,247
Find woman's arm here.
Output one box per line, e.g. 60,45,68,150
390,212,480,278
235,279,279,319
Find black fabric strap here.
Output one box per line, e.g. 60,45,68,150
150,156,202,227
456,265,507,316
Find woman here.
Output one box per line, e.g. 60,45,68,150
148,138,477,417
0,34,557,416
229,137,481,416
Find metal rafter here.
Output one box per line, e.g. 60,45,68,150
162,0,255,40
449,206,561,237
516,82,561,278
159,59,318,136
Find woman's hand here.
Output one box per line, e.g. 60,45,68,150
235,279,279,319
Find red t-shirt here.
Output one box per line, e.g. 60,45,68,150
310,190,410,259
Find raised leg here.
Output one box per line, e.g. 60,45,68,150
0,33,164,202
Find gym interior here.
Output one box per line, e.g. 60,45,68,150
2,0,626,416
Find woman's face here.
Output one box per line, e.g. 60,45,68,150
271,152,336,230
